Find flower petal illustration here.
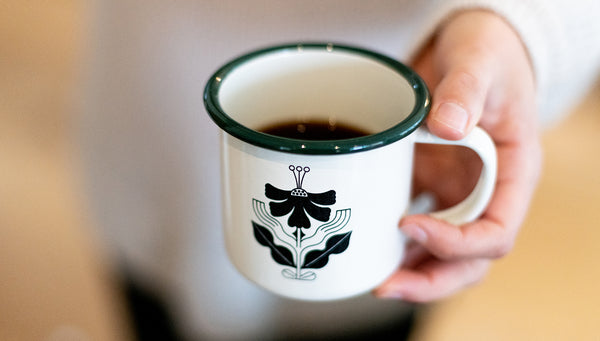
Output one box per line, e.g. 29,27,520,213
269,200,294,217
264,168,337,230
265,183,290,200
303,199,331,222
308,190,336,206
288,201,311,228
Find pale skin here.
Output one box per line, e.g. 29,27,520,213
375,10,542,302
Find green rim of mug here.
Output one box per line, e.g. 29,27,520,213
203,43,430,155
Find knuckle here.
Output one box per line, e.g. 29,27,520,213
490,237,515,259
449,68,485,96
530,139,543,181
469,273,487,288
434,241,460,259
433,226,470,260
467,260,491,287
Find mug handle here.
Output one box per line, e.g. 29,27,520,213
412,126,497,225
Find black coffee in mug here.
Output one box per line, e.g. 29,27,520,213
259,119,370,140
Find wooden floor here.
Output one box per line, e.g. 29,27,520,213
1,1,599,340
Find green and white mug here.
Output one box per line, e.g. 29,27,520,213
204,43,497,301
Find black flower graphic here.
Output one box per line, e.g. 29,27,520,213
265,166,336,229
252,165,352,281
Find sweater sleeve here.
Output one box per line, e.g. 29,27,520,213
406,0,600,126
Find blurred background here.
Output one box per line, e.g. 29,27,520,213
1,1,599,340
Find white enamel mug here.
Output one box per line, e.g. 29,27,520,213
204,43,497,301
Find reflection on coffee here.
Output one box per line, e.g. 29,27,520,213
259,120,370,140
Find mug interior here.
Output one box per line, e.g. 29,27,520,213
205,43,429,154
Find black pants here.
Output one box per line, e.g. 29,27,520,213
123,276,417,341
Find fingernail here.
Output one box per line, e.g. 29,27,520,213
402,224,427,243
434,102,468,135
376,289,403,300
374,283,403,299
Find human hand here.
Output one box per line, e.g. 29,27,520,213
374,10,542,302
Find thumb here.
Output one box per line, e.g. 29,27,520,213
427,62,492,140
424,12,503,140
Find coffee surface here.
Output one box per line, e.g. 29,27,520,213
259,120,370,140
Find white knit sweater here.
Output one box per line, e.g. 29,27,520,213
81,1,600,339
415,0,600,125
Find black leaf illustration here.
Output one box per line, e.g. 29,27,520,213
302,232,352,269
252,221,295,267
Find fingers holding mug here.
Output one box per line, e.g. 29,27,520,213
375,138,541,303
374,252,491,302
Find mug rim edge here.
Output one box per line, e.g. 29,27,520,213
203,42,430,155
